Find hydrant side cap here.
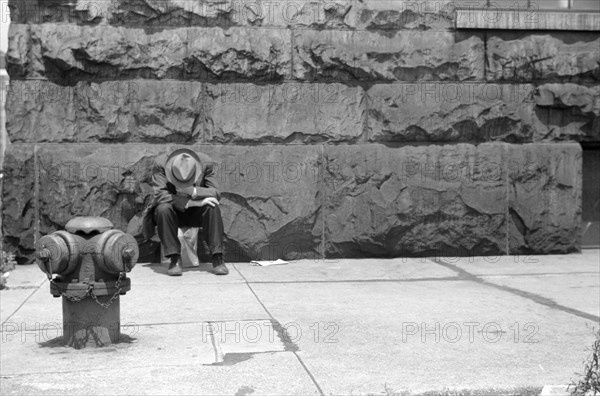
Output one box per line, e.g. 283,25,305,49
65,217,114,234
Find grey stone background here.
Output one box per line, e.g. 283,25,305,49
2,0,598,263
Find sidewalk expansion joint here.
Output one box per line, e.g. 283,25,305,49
1,278,48,326
232,264,325,396
98,319,273,329
429,258,600,323
478,271,600,278
246,276,461,284
3,286,40,290
0,364,206,378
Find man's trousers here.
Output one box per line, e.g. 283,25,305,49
153,203,224,258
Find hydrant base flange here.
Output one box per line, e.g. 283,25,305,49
62,295,121,349
50,277,131,298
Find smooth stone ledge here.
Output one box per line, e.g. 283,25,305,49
456,9,600,31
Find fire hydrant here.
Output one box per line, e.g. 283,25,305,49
36,217,138,349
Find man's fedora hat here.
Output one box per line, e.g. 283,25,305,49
165,148,203,188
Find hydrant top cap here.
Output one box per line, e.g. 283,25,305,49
65,217,114,234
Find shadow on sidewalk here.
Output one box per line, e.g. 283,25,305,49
38,333,138,349
140,262,214,276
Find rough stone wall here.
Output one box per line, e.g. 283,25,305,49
3,0,597,263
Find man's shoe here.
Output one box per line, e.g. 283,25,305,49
212,254,229,276
167,255,183,276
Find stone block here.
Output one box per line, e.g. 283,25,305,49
508,143,582,254
204,83,367,143
5,81,78,142
6,24,291,82
487,32,600,83
7,24,187,81
1,146,36,262
353,0,459,31
293,30,484,82
324,143,508,257
78,80,205,142
5,80,205,143
367,83,536,143
532,83,600,142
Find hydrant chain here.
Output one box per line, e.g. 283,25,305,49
50,279,91,302
89,272,125,309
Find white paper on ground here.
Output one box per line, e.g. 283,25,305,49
539,385,569,396
250,259,289,266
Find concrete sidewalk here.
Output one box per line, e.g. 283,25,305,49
1,251,599,395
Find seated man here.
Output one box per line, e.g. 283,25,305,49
146,148,228,276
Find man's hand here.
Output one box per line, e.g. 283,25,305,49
187,197,219,208
199,197,219,207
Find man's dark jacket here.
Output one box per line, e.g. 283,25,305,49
141,151,220,240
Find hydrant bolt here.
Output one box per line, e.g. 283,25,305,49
123,248,135,259
37,248,51,260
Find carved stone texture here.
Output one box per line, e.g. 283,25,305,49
35,144,162,241
8,0,118,24
367,83,536,143
234,0,356,29
5,80,204,143
353,0,457,31
204,83,367,143
186,26,291,81
9,0,467,30
532,84,600,142
5,81,78,142
324,143,508,258
293,30,485,82
6,24,291,82
27,144,322,263
78,80,205,143
196,145,323,261
5,24,31,80
508,143,582,254
1,146,36,262
7,0,355,29
3,143,583,261
487,32,600,83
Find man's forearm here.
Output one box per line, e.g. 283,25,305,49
176,186,220,207
185,196,220,209
194,186,219,200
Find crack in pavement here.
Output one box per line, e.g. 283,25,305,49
2,278,48,326
428,258,600,322
232,263,325,396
